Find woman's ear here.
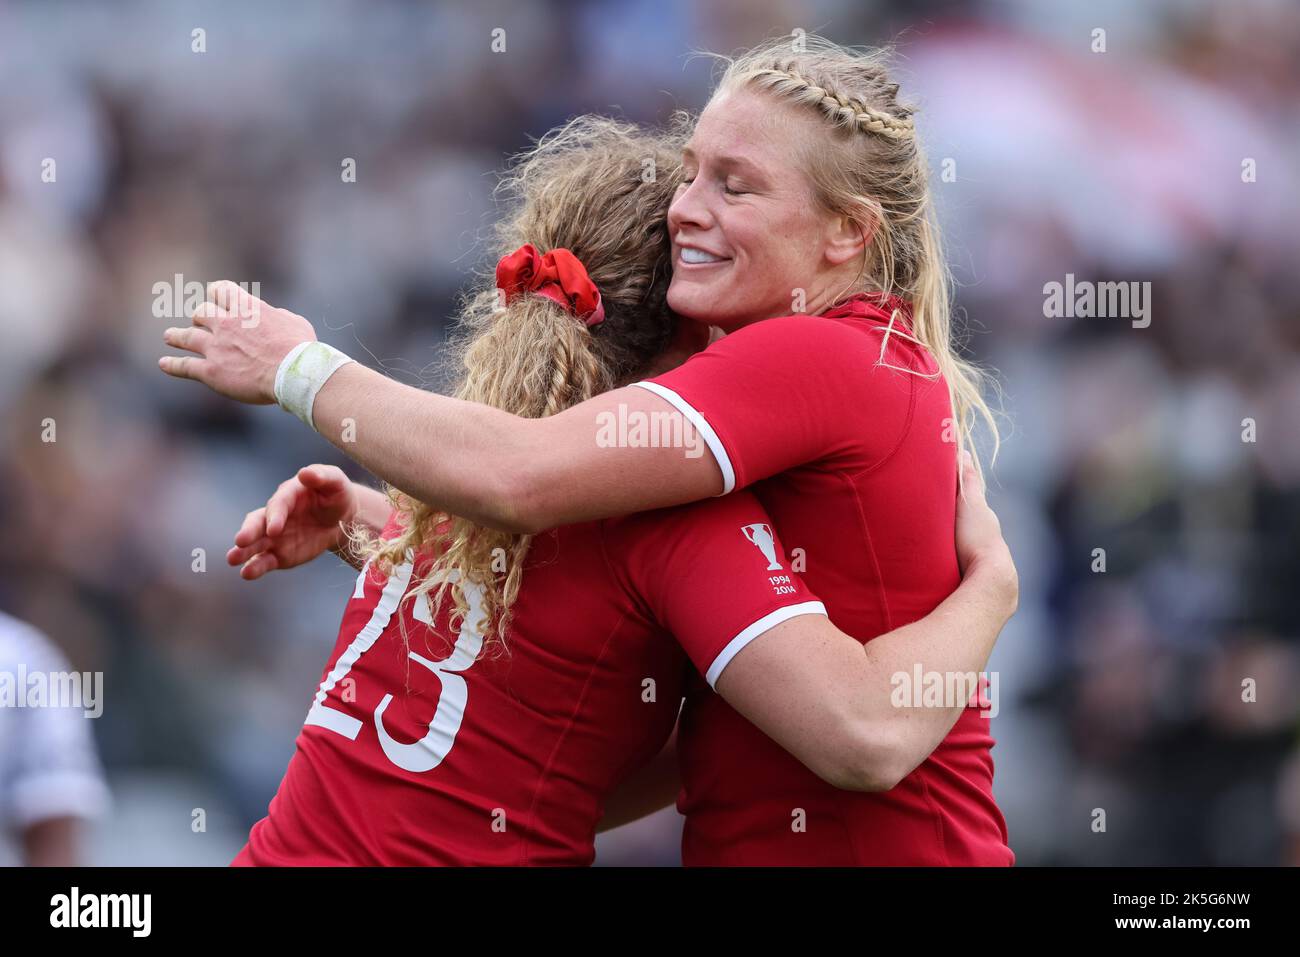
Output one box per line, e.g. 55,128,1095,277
823,212,872,267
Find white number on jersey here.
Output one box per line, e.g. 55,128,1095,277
304,556,486,773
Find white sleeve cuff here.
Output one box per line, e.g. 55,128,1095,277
629,381,736,495
704,601,828,688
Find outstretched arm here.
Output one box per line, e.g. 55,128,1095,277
159,283,722,534
311,363,721,534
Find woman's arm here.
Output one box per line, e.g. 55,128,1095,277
600,547,1011,832
327,480,394,570
158,283,730,534
597,724,681,833
350,481,395,536
21,817,81,867
715,453,1017,792
310,364,721,534
161,284,912,536
718,554,1014,793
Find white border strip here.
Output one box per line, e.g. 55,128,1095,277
630,381,737,495
705,601,828,688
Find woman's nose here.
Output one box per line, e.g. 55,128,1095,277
668,178,713,234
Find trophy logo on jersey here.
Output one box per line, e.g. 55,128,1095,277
741,523,783,571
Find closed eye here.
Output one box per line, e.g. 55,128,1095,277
677,176,749,197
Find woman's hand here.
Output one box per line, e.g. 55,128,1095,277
227,466,360,580
159,281,316,405
954,451,1018,615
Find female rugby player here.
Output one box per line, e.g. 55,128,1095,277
214,118,1013,865
162,38,1014,865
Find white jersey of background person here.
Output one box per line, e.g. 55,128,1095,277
0,611,109,865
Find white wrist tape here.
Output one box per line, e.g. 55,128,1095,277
274,341,355,432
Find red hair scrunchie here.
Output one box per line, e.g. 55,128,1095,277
495,243,606,328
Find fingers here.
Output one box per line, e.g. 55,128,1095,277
238,551,280,581
227,536,271,566
163,326,212,356
265,479,304,537
233,507,269,549
189,301,230,330
160,303,225,379
207,279,259,314
157,354,207,382
297,464,346,492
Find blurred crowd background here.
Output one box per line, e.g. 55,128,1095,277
1,0,1297,865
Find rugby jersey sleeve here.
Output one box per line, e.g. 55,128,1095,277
0,617,110,829
603,490,826,688
631,314,912,493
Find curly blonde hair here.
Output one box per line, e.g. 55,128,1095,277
346,115,687,657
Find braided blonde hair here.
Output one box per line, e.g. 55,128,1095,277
346,116,687,657
746,65,915,138
710,36,1000,475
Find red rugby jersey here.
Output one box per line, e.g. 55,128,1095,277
634,293,1013,866
233,491,822,866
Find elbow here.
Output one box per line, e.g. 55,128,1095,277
423,415,557,535
488,452,557,536
818,722,912,793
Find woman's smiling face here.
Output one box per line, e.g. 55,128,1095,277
666,87,859,332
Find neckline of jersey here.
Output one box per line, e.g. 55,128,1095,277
819,292,914,331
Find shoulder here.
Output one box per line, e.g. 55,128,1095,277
706,313,941,408
709,310,935,376
0,612,64,671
